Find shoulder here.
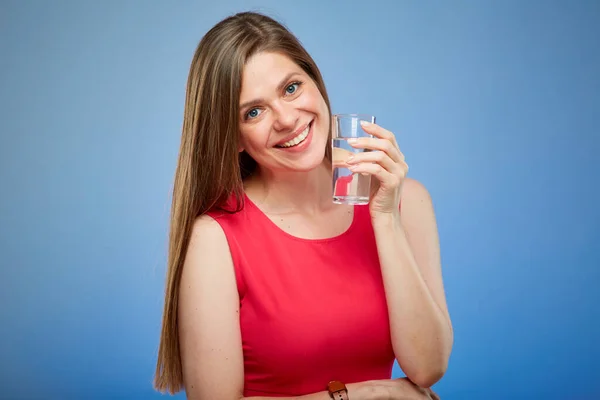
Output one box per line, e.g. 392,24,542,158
181,214,239,297
186,214,231,264
402,177,434,206
400,177,437,226
190,214,226,240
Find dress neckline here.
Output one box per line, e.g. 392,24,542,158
242,192,361,244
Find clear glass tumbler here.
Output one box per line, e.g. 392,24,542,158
331,113,376,205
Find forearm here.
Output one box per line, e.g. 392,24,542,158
372,213,453,387
242,380,384,400
243,393,329,400
242,382,365,400
189,391,331,400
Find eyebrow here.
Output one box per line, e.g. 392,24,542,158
239,72,301,111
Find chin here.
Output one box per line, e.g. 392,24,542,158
295,154,326,172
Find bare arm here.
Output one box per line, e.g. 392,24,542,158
245,379,438,400
244,394,330,399
178,216,245,399
371,178,454,388
179,215,434,400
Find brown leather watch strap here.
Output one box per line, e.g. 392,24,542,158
327,381,349,400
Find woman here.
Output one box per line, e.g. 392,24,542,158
154,11,453,400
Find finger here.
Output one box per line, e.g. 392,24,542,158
360,121,399,148
332,146,355,167
348,137,404,163
348,162,404,188
347,150,397,173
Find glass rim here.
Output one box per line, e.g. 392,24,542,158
332,113,375,120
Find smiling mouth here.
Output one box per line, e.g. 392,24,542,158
275,122,312,148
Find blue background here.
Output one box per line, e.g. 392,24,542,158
1,1,598,399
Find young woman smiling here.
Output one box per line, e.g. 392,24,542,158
154,11,452,400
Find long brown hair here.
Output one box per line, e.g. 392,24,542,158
154,11,332,394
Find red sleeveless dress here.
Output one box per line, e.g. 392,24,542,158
207,194,395,397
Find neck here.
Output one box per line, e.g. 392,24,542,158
244,161,334,215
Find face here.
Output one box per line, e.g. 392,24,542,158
238,51,330,174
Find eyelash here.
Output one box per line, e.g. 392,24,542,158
285,81,303,95
244,81,304,120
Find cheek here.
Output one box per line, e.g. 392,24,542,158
296,86,322,110
239,130,256,153
311,91,329,121
240,126,269,152
239,132,251,149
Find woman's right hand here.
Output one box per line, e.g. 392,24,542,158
348,378,440,400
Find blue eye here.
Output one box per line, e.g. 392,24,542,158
286,82,300,94
246,108,260,119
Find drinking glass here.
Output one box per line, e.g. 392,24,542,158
331,114,376,205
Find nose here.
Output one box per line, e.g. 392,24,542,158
272,101,299,132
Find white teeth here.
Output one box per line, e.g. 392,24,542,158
278,124,310,148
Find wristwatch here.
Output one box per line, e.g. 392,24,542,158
327,381,349,400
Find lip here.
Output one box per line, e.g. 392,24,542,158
274,120,313,147
275,121,314,153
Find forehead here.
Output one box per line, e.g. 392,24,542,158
240,52,304,101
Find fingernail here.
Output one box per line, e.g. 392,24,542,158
346,155,355,164
360,120,372,126
347,138,358,144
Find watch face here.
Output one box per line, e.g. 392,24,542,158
328,380,346,392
